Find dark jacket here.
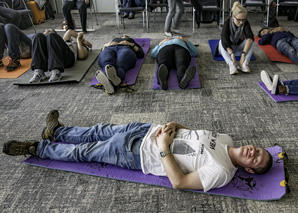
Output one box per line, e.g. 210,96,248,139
112,37,144,58
221,18,254,51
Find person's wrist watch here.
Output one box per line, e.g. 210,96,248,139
160,150,171,158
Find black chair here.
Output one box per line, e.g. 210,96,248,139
115,0,148,33
0,0,36,32
147,0,168,22
240,0,270,26
276,0,298,20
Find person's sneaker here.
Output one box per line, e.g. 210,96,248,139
128,13,135,19
95,70,115,94
164,32,173,37
240,60,250,73
179,66,196,89
5,57,21,71
3,140,39,156
157,64,168,90
0,59,3,67
49,69,62,82
260,70,273,91
229,62,238,75
29,69,47,83
41,110,63,141
271,74,284,95
122,13,129,18
105,64,121,86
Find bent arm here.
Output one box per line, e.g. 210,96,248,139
156,125,203,190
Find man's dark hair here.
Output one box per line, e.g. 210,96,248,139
251,150,273,174
258,27,270,38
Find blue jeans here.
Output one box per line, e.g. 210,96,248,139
97,46,137,81
276,36,298,64
0,23,32,60
284,79,298,95
164,0,184,32
123,0,145,15
36,122,152,170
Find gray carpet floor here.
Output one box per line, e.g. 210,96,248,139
0,11,298,212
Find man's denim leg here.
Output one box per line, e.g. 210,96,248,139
36,122,152,169
283,79,298,95
164,0,177,32
46,33,75,72
31,33,48,71
0,7,21,27
76,0,88,31
97,47,117,73
0,23,6,59
276,38,298,64
5,23,32,60
116,46,137,81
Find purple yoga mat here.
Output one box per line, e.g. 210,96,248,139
152,57,201,90
258,81,298,102
90,38,150,86
23,146,286,200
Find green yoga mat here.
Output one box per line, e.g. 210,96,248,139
14,49,100,85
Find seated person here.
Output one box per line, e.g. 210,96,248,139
151,36,198,90
0,1,21,27
3,110,273,192
261,70,298,95
29,29,92,83
258,27,298,64
96,35,144,94
0,23,33,71
218,1,254,75
62,0,90,33
122,0,145,19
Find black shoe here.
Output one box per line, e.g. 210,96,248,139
3,140,39,156
5,57,21,71
179,66,196,89
157,64,168,90
41,110,63,141
122,14,129,18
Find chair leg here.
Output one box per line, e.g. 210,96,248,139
27,13,36,33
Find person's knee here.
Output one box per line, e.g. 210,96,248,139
4,23,17,32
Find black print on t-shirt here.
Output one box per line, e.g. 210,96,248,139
172,140,196,155
181,130,200,140
210,139,216,150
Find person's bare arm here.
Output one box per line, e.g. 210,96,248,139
155,125,203,190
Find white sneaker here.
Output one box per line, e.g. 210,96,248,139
164,32,173,37
49,69,62,82
105,64,121,86
260,70,273,91
95,70,115,95
29,69,46,83
229,62,238,75
241,60,250,73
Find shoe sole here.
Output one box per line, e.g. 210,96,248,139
271,75,279,95
96,70,115,94
42,110,60,141
260,70,273,91
179,66,196,89
105,65,121,86
49,75,62,82
157,64,168,90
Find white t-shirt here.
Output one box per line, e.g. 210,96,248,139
140,123,238,192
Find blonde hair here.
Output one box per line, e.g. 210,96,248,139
232,1,247,17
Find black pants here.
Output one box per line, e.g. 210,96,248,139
62,0,89,31
156,45,191,82
31,33,75,72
